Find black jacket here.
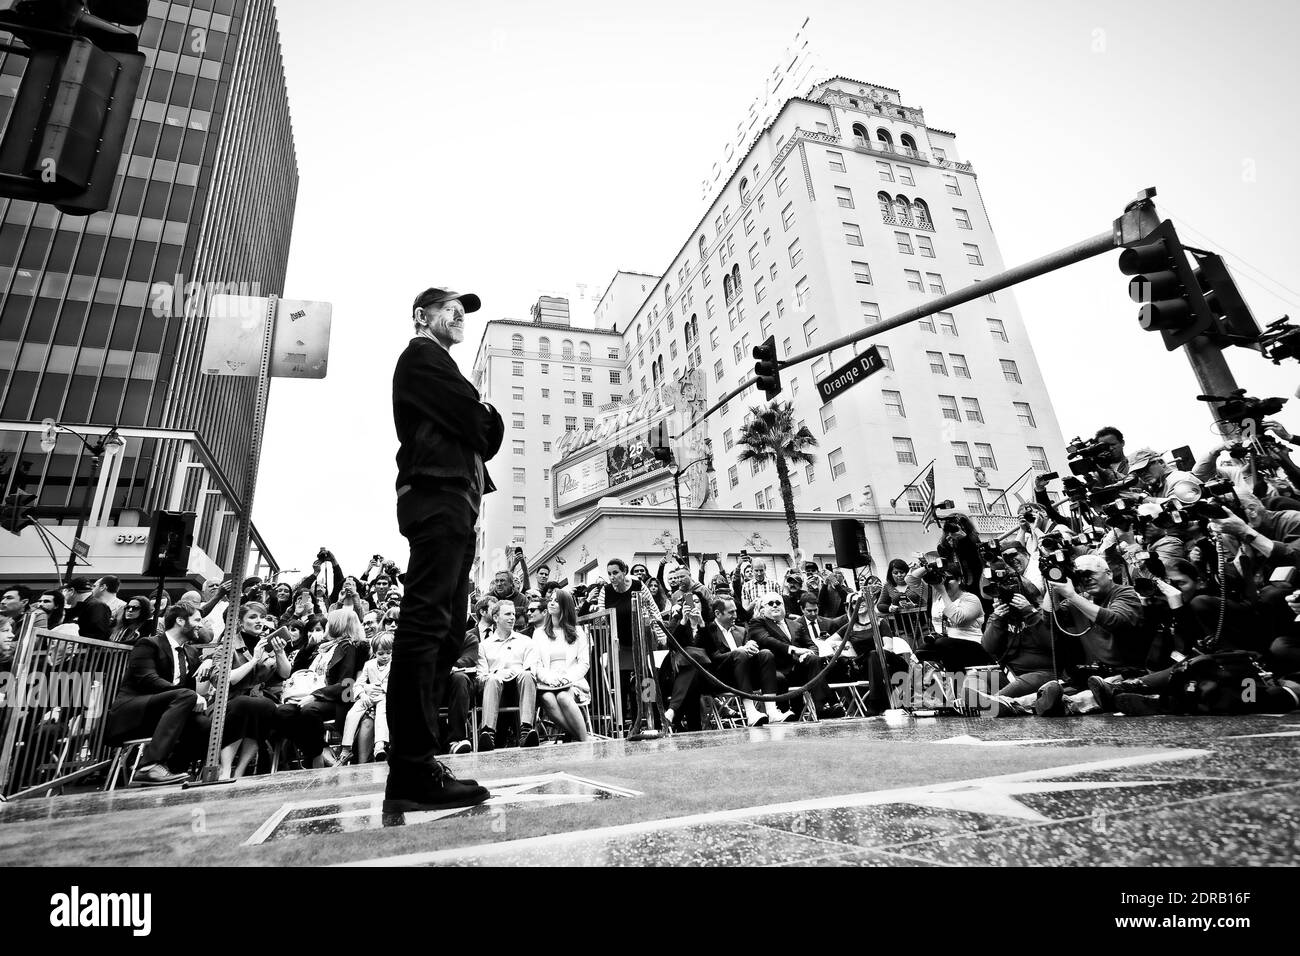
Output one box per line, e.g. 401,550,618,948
393,335,504,493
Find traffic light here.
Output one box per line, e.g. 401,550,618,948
752,334,782,401
0,491,38,535
0,1,147,215
1118,219,1215,350
1189,250,1262,346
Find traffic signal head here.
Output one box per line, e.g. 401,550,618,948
752,334,782,401
1118,219,1214,350
1191,251,1261,345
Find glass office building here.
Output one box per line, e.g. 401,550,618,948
0,0,297,559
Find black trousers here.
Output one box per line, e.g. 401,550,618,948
661,647,712,724
442,670,475,747
865,650,909,713
388,492,477,782
109,688,202,767
776,655,821,712
717,648,777,696
930,637,995,672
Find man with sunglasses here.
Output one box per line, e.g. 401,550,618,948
386,287,501,812
744,591,813,721
520,599,547,637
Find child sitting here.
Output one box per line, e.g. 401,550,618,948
339,632,392,764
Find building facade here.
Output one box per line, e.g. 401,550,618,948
0,0,297,584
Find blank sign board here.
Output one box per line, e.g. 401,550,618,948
201,295,332,379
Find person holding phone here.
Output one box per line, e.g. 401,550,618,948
660,591,713,731
275,608,361,768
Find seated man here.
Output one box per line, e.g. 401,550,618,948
788,591,850,718
745,591,816,721
993,554,1145,717
442,600,487,755
476,602,539,750
659,591,713,731
105,604,209,786
703,595,776,727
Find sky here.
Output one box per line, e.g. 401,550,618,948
253,0,1300,579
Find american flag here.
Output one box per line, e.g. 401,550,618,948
917,465,937,529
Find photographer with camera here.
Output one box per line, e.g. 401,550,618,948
1127,447,1202,499
981,568,1059,698
1092,426,1129,481
1015,503,1072,560
907,559,990,671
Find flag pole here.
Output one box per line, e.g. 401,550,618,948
983,465,1035,519
888,458,937,509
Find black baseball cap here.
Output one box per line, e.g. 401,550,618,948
413,287,481,316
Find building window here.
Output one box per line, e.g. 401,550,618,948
927,351,948,376
939,312,958,336
539,337,552,357
581,367,592,382
542,414,551,425
608,347,621,360
883,389,906,418
748,242,760,268
877,346,894,370
963,397,984,423
563,366,575,381
844,222,863,246
827,150,846,172
776,166,788,195
943,173,961,195
904,269,923,292
562,340,574,359
783,336,791,356
964,243,984,266
803,315,818,345
933,147,947,161
795,277,811,308
512,361,524,376
952,441,973,468
986,491,1011,517
543,444,551,454
512,386,524,401
905,488,927,514
895,231,914,255
513,440,525,455
777,299,786,319
876,160,894,182
919,314,936,333
976,443,997,469
950,353,970,378
819,401,836,432
610,394,621,404
513,412,525,429
545,527,554,539
897,165,914,186
1014,402,1037,428
787,240,804,269
582,392,593,406
513,497,526,513
511,333,524,355
728,465,739,488
939,395,960,421
806,464,816,484
1028,445,1050,471
564,390,575,404
829,448,846,479
917,236,935,258
862,301,882,326
540,363,549,375
609,370,621,384
988,318,1008,342
513,468,526,483
754,277,766,303
565,416,577,431
760,313,772,338
852,260,873,284
1001,359,1022,384
512,528,526,546
812,357,827,380
584,417,595,429
837,495,854,512
834,186,854,208
926,273,946,294
954,207,972,229
964,487,986,515
714,359,725,381
781,202,795,230
743,211,755,235
894,437,916,465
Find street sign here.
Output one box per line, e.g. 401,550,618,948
815,345,885,403
72,538,89,559
201,295,332,378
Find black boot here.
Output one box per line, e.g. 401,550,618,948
383,761,489,814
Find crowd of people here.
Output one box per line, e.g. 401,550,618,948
4,418,1300,789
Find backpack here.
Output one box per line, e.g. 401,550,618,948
1167,651,1272,715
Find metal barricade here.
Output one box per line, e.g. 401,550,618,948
577,607,623,739
0,617,132,800
887,607,934,648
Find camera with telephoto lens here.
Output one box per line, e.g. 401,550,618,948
1198,390,1287,429
983,560,1024,606
1066,436,1114,477
918,552,952,588
1037,531,1079,586
1130,549,1168,598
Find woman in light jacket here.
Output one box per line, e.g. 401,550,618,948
532,587,590,742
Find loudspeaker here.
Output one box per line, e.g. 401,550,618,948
143,509,195,578
831,518,871,569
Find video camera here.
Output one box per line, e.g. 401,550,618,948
1256,317,1300,365
918,552,955,588
1198,389,1287,430
1065,436,1115,477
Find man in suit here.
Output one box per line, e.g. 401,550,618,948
703,595,779,727
443,599,488,755
788,591,850,718
659,591,714,731
387,286,501,813
105,603,208,786
745,590,817,721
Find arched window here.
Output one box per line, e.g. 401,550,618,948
876,128,893,149
561,339,574,359
538,336,551,357
652,357,661,385
900,133,917,151
913,198,931,227
664,283,671,306
851,122,868,145
739,177,750,203
636,325,643,344
878,191,893,220
579,341,591,360
510,333,524,355
731,264,741,294
723,273,734,305
894,195,913,226
698,236,706,260
692,316,699,341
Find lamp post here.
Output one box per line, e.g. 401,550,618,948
654,446,714,565
41,420,124,584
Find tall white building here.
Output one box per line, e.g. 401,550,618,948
476,76,1070,587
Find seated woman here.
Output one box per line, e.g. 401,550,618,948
195,602,286,778
339,632,392,764
839,596,917,714
532,588,591,742
476,601,539,750
276,608,361,769
878,559,923,615
110,596,155,645
907,564,991,672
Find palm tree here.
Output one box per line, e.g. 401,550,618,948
735,401,819,552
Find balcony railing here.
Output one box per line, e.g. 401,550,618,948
878,206,936,233
849,136,929,165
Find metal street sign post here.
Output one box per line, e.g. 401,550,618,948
815,344,885,403
189,294,331,786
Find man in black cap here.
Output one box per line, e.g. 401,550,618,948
385,287,502,813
